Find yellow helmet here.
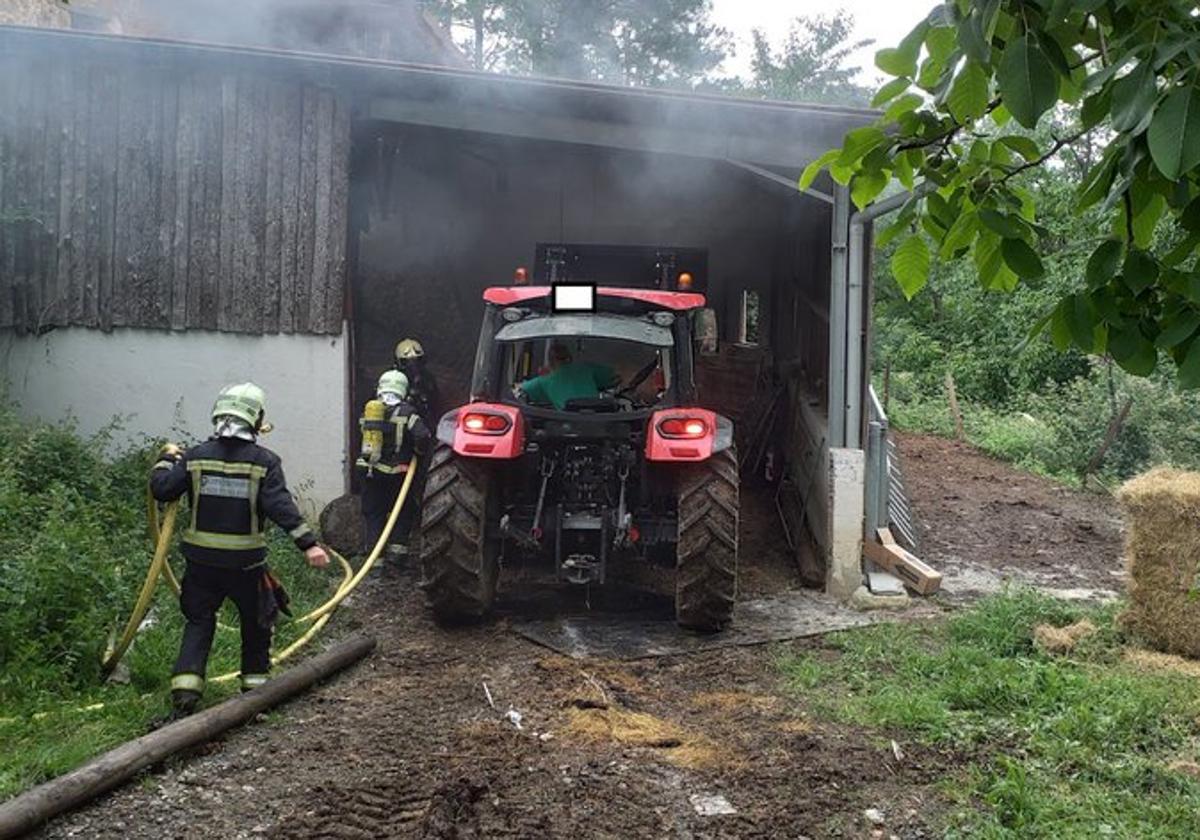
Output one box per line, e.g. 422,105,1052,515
377,370,410,399
394,338,424,361
212,382,266,429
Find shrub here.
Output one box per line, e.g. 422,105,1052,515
0,399,341,795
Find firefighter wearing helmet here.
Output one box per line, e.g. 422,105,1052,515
150,383,329,719
394,337,439,422
357,369,432,563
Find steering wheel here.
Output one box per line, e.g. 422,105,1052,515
616,359,659,397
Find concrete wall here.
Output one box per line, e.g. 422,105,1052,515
826,447,866,599
1,326,349,514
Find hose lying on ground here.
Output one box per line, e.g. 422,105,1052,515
100,457,419,680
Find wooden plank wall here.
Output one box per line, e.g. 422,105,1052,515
0,52,350,335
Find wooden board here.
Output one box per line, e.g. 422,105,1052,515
863,527,942,595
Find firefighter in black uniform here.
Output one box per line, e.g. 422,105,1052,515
394,338,439,423
358,369,432,561
392,338,438,551
151,382,329,717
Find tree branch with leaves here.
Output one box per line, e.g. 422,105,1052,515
803,0,1200,386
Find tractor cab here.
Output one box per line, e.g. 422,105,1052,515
482,284,703,417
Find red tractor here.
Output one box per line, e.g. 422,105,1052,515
418,280,739,630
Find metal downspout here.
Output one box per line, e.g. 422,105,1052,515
844,184,933,449
828,185,850,448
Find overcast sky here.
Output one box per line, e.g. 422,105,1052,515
710,0,936,81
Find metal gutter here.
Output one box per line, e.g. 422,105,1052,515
828,184,851,447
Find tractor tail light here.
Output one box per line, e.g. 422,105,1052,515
658,417,708,439
462,411,511,435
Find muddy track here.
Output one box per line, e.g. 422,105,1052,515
37,568,949,840
34,487,951,839
33,448,1126,839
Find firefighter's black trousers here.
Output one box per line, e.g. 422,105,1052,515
361,467,423,553
173,562,271,684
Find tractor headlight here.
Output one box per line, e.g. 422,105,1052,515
501,307,525,323
651,311,675,327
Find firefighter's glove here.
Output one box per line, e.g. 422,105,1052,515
159,443,183,460
414,436,433,458
257,569,292,630
151,443,183,477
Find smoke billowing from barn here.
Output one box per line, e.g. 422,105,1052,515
0,1,880,594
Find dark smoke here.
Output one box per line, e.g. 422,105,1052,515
70,0,462,63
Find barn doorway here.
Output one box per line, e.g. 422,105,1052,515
344,120,830,598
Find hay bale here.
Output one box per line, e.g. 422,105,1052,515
1117,468,1200,658
1032,620,1097,655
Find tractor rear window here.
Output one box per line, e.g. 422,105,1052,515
504,336,672,412
494,313,674,347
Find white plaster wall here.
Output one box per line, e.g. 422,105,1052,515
1,327,348,513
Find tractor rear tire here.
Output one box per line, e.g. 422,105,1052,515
675,446,739,631
419,443,499,624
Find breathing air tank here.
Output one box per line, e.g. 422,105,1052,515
360,399,387,467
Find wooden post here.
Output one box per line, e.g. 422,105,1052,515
0,635,376,840
1083,397,1133,479
945,371,965,441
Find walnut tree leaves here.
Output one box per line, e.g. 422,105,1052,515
804,0,1200,385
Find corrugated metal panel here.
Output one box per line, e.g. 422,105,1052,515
0,51,349,335
887,437,919,550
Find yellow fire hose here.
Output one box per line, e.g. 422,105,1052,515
146,491,182,597
100,503,181,675
100,457,419,683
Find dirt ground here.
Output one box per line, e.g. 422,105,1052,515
33,437,1128,840
895,432,1126,601
38,581,950,840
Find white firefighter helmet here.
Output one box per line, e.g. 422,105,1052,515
211,382,266,429
377,369,410,399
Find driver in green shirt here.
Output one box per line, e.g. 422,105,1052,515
517,342,619,410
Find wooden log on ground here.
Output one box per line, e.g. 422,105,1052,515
0,635,376,840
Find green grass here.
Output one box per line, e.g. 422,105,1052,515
0,537,341,800
886,394,1082,486
0,402,345,800
778,591,1200,839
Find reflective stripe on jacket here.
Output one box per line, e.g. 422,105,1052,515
150,438,316,569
